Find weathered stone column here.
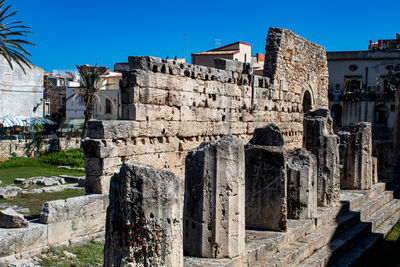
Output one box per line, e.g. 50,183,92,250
286,148,317,219
341,122,373,190
303,109,340,207
104,162,183,267
183,135,245,259
245,123,287,231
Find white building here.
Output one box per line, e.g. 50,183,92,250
66,70,122,120
327,38,400,133
0,57,46,118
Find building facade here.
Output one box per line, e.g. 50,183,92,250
327,36,400,135
191,41,251,68
66,70,122,120
0,57,46,118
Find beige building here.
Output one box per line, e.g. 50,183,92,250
66,70,122,120
191,41,251,68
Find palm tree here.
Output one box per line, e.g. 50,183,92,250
0,0,35,73
70,65,115,138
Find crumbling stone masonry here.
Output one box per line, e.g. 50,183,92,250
183,135,245,258
83,27,329,194
286,148,317,220
303,109,340,207
341,122,373,190
104,162,183,267
245,124,287,231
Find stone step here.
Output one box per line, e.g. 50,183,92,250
184,182,396,267
353,190,393,221
332,202,400,267
297,198,400,267
315,183,387,229
253,210,365,267
253,182,398,267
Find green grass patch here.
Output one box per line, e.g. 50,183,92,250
0,166,85,185
0,189,85,215
38,241,104,267
353,220,400,267
0,149,85,185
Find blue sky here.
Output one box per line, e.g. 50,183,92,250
12,0,400,72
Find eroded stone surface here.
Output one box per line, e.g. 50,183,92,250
303,109,340,207
286,148,317,219
245,144,287,231
372,157,378,184
342,122,373,190
104,162,183,267
0,186,21,199
183,135,245,258
0,208,29,228
249,123,284,147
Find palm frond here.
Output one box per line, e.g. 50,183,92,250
0,1,35,74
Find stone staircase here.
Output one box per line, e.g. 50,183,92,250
254,180,400,267
184,180,400,266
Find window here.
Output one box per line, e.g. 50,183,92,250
105,99,112,114
349,64,358,71
344,77,362,92
374,105,387,126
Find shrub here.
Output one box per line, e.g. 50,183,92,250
39,149,84,168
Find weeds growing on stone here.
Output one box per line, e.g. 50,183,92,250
38,241,104,267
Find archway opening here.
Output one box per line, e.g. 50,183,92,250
302,90,312,113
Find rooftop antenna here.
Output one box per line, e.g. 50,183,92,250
184,34,189,63
215,38,221,48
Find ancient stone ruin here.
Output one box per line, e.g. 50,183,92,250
341,122,373,190
303,109,340,206
286,148,317,220
2,27,399,267
245,124,287,231
83,27,329,195
183,135,245,258
104,162,183,267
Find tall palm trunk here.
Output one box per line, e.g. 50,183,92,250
82,94,95,139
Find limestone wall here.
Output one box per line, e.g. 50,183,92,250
0,194,107,261
264,27,329,110
84,28,329,192
0,137,81,157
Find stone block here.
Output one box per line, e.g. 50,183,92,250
303,109,340,207
84,157,103,176
47,220,72,244
342,122,373,190
286,148,317,219
104,162,183,267
245,144,287,231
214,58,244,73
88,120,139,139
82,139,118,159
249,123,284,146
14,223,48,253
85,175,111,194
183,135,245,258
0,208,29,228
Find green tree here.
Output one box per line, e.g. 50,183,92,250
0,0,35,73
70,65,113,139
